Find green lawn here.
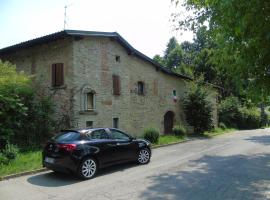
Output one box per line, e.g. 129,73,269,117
0,150,42,177
154,135,186,146
152,128,237,147
203,127,237,138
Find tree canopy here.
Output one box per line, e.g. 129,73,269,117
173,0,270,101
0,60,55,148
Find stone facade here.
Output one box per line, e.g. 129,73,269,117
0,31,218,136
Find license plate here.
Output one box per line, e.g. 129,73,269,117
45,157,54,164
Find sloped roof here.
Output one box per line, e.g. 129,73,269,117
0,30,192,80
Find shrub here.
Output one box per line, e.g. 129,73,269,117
260,105,268,127
219,96,261,130
0,60,55,149
183,78,213,134
2,143,19,161
218,122,227,130
143,127,159,144
0,153,9,165
173,125,187,136
0,143,19,165
218,96,241,128
17,92,55,148
237,107,260,129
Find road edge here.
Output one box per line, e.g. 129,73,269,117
0,168,48,181
152,138,195,149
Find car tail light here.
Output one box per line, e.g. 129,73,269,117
57,144,77,152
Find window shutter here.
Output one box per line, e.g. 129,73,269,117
52,64,56,86
113,75,120,95
56,63,64,86
52,63,64,87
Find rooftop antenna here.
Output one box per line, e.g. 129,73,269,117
63,3,73,30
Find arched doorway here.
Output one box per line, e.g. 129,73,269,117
164,111,175,134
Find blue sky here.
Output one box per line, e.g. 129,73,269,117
0,0,193,58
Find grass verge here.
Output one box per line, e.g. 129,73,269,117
0,150,42,177
203,127,237,138
153,135,186,147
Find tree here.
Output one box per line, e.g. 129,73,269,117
164,37,179,60
0,61,30,145
166,45,183,69
0,60,55,148
153,54,165,66
180,41,195,66
193,48,217,83
183,78,213,134
173,0,270,100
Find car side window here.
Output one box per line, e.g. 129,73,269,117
110,129,130,141
88,129,109,140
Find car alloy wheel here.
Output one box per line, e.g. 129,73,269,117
138,148,150,164
79,158,97,179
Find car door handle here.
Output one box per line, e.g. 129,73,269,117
116,142,130,146
107,143,117,147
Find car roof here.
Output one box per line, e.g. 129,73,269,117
61,128,115,134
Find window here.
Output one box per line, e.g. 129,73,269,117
86,121,93,128
138,81,144,95
85,92,94,110
88,129,109,140
52,131,80,142
52,63,64,86
110,129,130,141
81,86,96,112
173,90,176,96
115,55,120,62
113,118,119,128
112,75,121,95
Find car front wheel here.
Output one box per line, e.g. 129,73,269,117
137,148,150,164
78,157,98,179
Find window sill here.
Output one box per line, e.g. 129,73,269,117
79,110,98,115
50,85,67,90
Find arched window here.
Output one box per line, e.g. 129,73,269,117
81,85,96,111
85,92,94,110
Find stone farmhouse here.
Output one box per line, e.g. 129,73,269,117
0,30,217,136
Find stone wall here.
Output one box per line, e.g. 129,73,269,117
72,37,197,136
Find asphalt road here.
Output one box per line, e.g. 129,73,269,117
1,128,270,200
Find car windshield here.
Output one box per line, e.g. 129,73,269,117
52,131,81,142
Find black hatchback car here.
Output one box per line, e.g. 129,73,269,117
43,128,151,179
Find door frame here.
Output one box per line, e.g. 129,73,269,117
164,111,175,134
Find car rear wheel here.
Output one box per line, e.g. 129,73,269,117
137,148,150,164
78,157,98,180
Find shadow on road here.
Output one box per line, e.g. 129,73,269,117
246,135,270,146
140,153,270,200
27,172,80,187
27,162,138,187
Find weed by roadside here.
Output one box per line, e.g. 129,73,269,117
153,135,186,147
0,150,42,177
203,128,237,138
